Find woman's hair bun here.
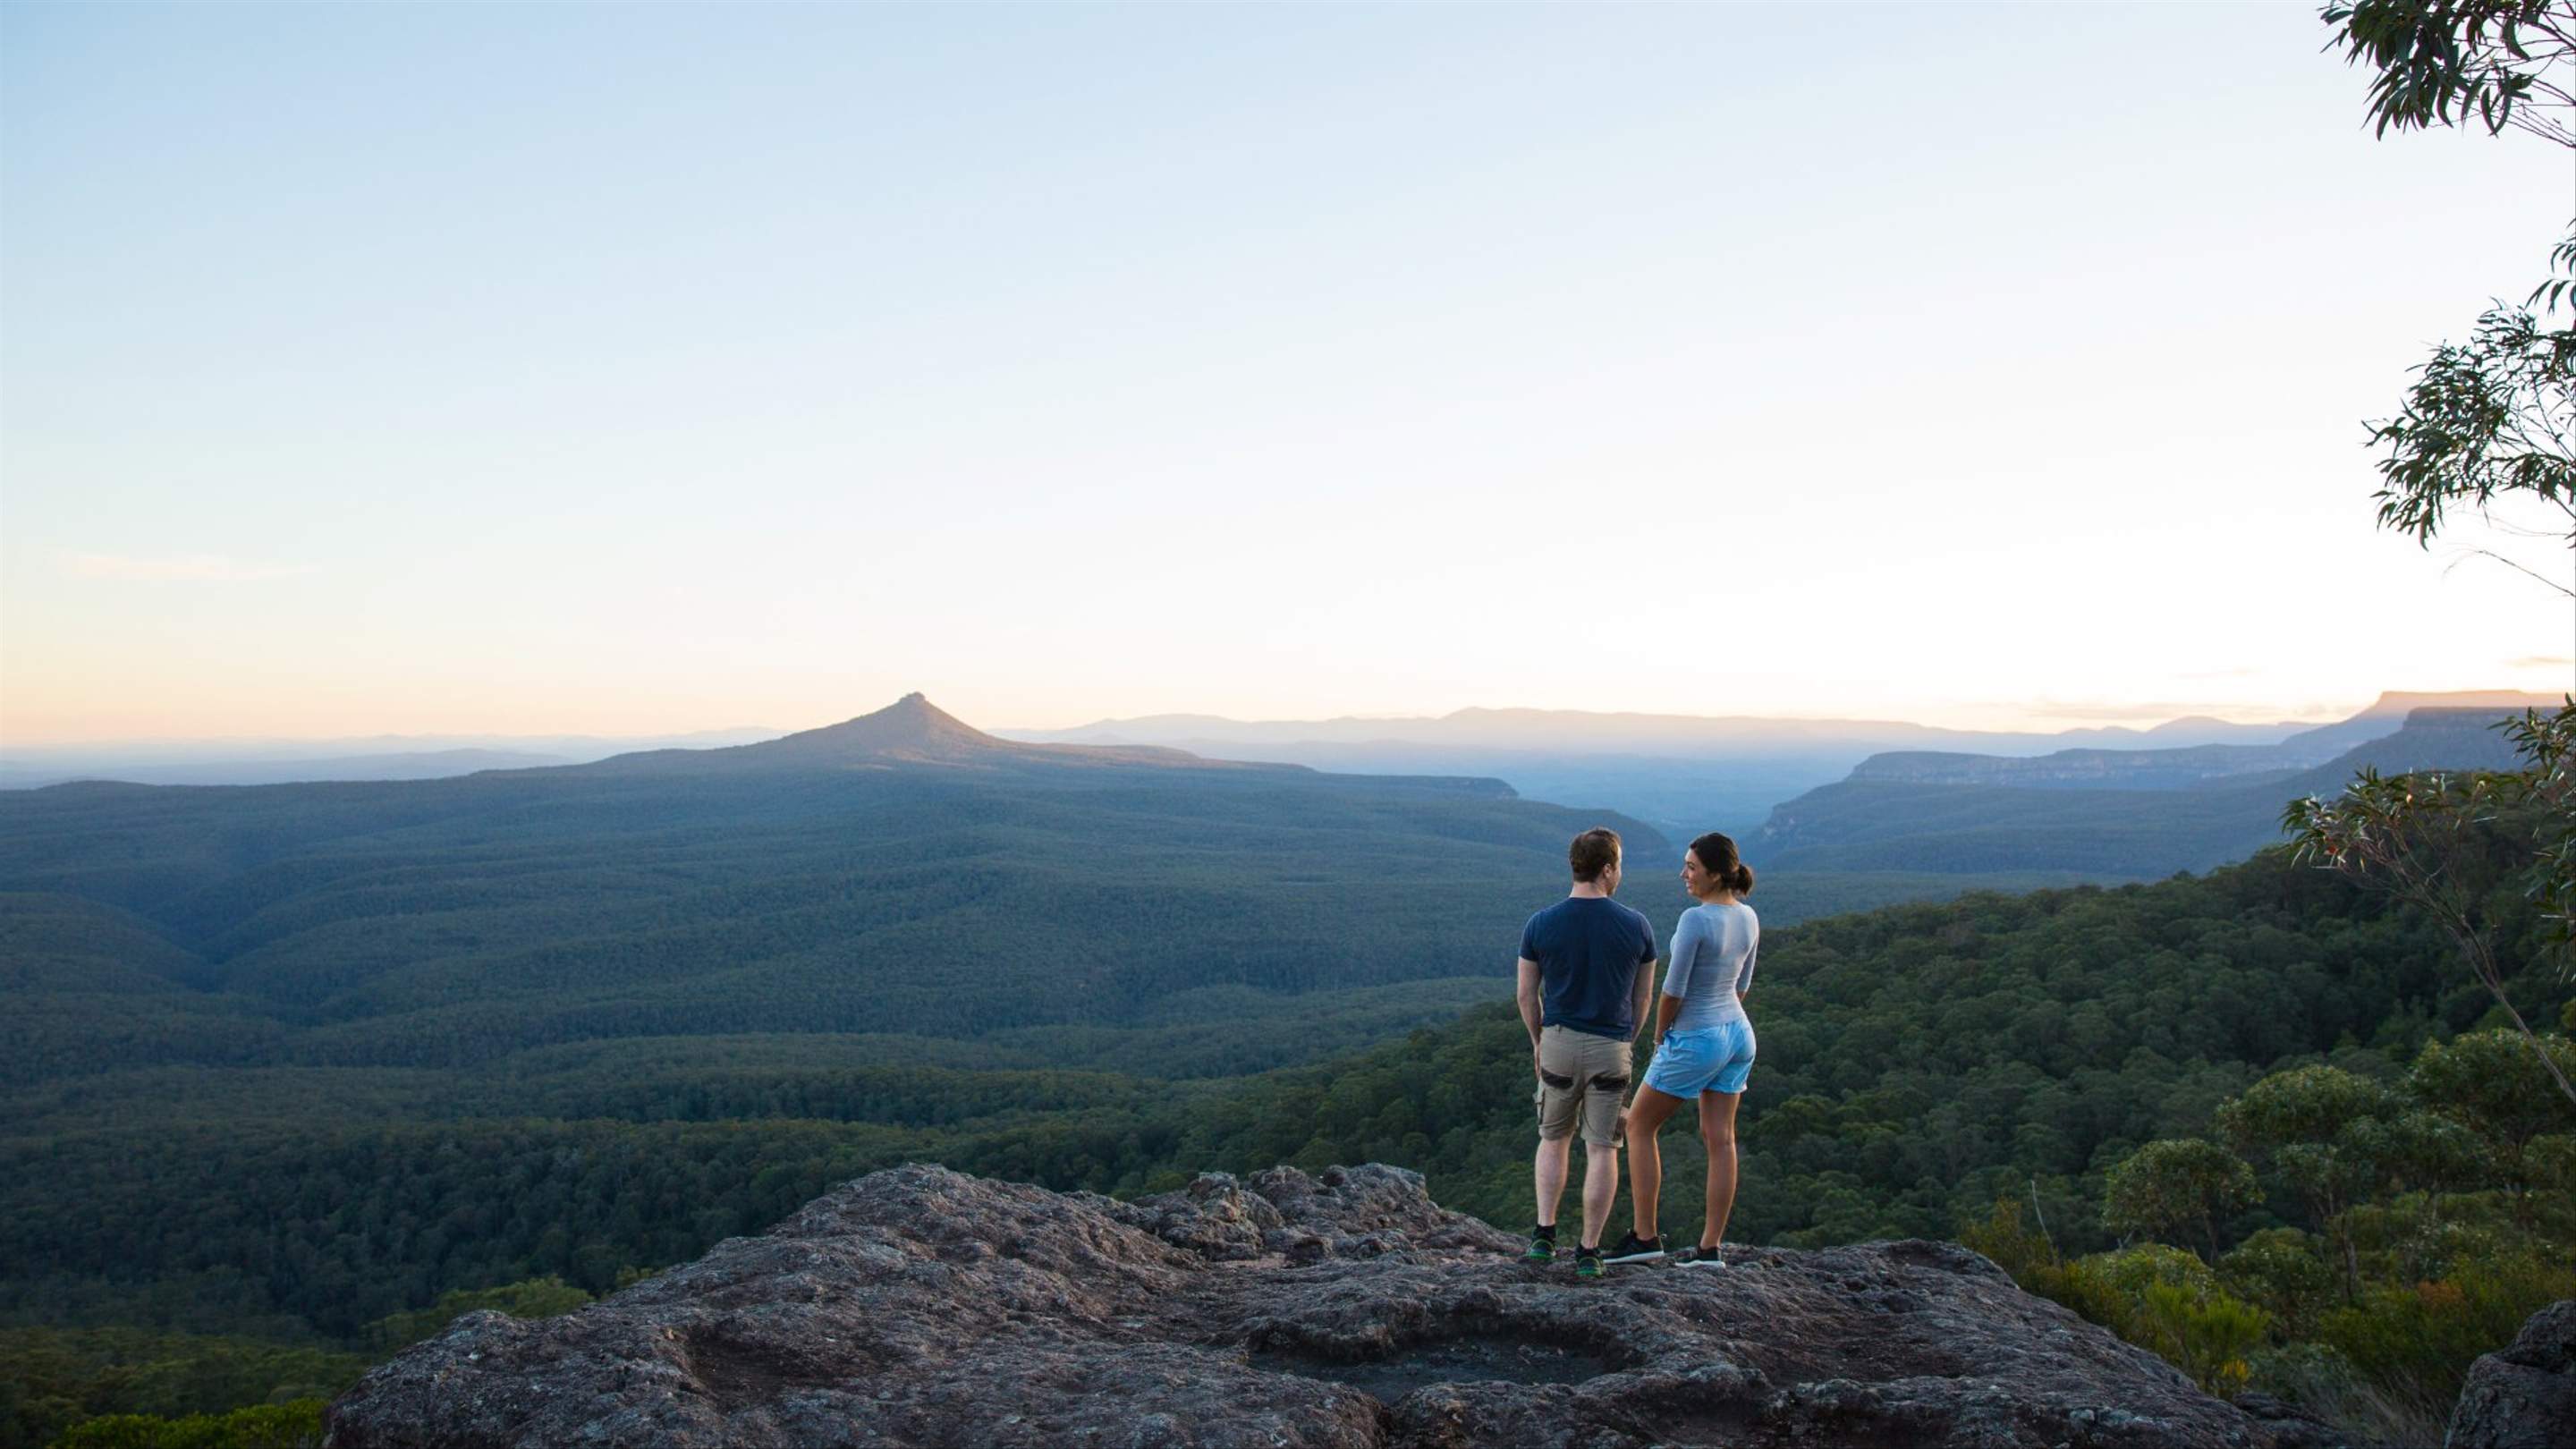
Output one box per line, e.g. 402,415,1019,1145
1688,831,1755,897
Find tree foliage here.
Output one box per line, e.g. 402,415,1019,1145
2311,6,2576,1118
2104,1140,2263,1261
2285,704,2576,1106
2322,1,2576,147
0,1328,358,1449
2359,239,2576,556
50,1400,323,1449
2033,1025,2576,1430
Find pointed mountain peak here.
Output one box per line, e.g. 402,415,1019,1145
767,694,997,758
873,691,966,727
577,694,1298,776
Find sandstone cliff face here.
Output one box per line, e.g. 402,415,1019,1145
325,1164,2331,1448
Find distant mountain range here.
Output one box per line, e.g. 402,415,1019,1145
0,747,579,790
0,725,782,790
1843,692,2547,792
1004,709,2249,835
9,691,2554,843
1004,704,2332,753
996,691,2554,833
1753,701,2555,878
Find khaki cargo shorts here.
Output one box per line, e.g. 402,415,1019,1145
1534,1024,1633,1147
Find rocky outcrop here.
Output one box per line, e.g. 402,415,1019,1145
326,1163,2325,1448
2446,1298,2576,1449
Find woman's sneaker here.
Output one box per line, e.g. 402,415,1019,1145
1573,1245,1604,1280
1522,1227,1557,1262
1672,1244,1725,1267
1602,1232,1665,1264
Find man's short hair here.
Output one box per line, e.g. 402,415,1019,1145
1569,827,1623,883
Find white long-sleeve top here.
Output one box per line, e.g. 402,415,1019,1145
1660,901,1758,1030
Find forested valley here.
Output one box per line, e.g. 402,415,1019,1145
4,695,2572,1445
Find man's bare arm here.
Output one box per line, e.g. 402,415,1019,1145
1616,961,1657,1137
1516,958,1545,1077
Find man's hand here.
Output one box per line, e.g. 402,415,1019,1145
1531,1046,1545,1082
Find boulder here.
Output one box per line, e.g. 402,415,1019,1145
326,1162,2318,1447
2446,1298,2576,1449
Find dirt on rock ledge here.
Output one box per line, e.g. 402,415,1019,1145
324,1163,2332,1448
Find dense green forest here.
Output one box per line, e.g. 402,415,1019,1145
0,762,1651,1079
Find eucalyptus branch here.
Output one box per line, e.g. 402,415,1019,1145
2324,0,2576,147
2364,241,2576,544
2444,546,2576,597
2284,705,2576,1111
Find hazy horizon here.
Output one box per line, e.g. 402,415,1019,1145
6,3,2572,747
11,678,2570,751
14,682,2567,758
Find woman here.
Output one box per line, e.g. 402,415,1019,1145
1604,831,1758,1267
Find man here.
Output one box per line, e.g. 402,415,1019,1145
1514,826,1657,1280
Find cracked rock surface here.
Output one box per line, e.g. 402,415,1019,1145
324,1163,2325,1448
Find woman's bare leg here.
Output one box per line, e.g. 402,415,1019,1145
1623,1086,1685,1241
1697,1089,1741,1250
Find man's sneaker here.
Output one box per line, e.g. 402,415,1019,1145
1672,1244,1725,1267
1522,1228,1557,1263
1602,1232,1665,1265
1573,1245,1603,1280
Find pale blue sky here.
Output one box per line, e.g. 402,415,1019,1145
3,1,2569,743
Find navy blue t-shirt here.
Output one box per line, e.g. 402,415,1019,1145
1520,896,1657,1040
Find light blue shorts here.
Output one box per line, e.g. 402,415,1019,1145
1642,1019,1756,1098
